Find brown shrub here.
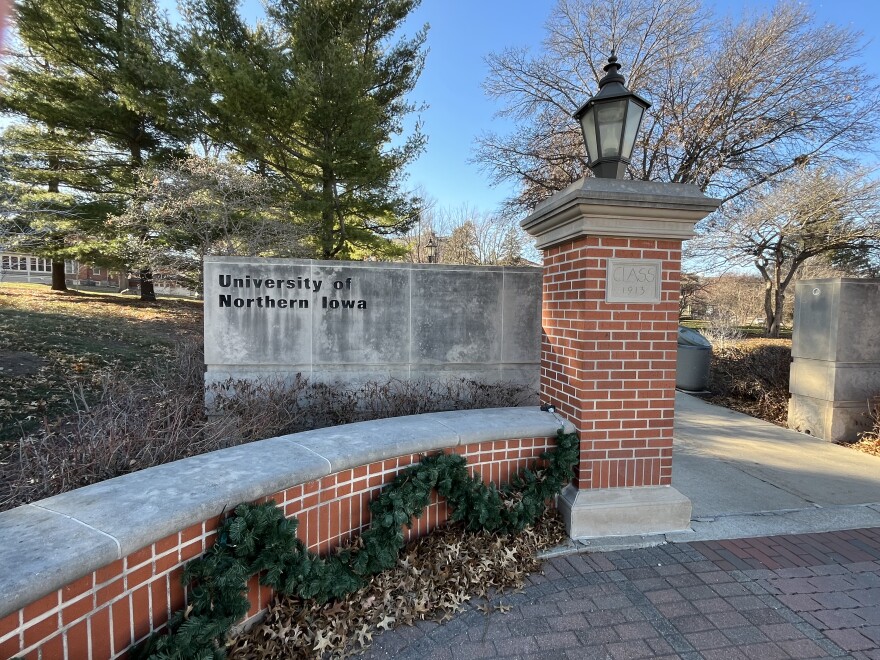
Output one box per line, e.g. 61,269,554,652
848,397,880,457
0,341,537,512
707,338,792,425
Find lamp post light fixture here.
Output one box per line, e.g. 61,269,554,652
425,237,437,264
573,52,650,179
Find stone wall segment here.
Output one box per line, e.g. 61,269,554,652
203,258,541,390
789,278,880,442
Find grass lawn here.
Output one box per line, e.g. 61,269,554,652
0,283,202,444
679,318,793,339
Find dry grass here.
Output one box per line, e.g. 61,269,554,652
0,283,201,443
850,436,880,457
845,399,880,457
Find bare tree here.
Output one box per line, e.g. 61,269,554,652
416,204,534,265
476,0,880,213
441,221,480,265
115,156,313,293
691,167,880,337
702,275,765,326
391,189,439,263
679,273,708,318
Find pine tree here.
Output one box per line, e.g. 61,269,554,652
180,0,427,259
498,226,525,266
0,123,126,290
0,0,189,298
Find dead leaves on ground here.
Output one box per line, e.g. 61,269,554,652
846,434,880,457
0,284,202,442
229,514,565,659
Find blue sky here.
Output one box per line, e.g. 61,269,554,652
395,0,880,213
202,0,880,213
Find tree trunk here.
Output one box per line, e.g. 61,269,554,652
51,261,67,291
768,295,782,338
139,268,156,301
762,278,774,336
48,131,67,293
768,259,785,338
320,165,336,259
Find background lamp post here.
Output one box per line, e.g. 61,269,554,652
573,52,650,179
425,237,437,264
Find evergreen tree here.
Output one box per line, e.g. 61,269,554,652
0,0,189,298
0,123,125,290
180,0,427,259
498,226,525,265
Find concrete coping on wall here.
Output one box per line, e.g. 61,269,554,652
0,407,573,619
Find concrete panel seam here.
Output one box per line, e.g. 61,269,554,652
284,442,334,473
500,269,505,366
430,418,464,446
28,502,123,558
309,261,315,373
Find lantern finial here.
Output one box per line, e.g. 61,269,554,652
598,52,625,89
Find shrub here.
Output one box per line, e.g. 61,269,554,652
849,397,880,457
700,308,744,348
707,338,791,424
0,341,538,512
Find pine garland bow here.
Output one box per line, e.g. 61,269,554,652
134,428,578,659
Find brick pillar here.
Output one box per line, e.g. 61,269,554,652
522,178,720,538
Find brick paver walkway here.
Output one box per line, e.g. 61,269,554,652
363,528,880,659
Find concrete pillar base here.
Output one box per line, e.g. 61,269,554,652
558,484,692,539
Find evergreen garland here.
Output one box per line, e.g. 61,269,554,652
134,428,578,659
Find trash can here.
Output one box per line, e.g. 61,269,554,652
676,326,712,392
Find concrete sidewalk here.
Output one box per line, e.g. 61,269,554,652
670,393,880,543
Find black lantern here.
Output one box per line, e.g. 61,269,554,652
573,52,650,179
425,237,437,264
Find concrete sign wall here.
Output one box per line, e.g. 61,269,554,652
203,257,541,389
788,278,880,442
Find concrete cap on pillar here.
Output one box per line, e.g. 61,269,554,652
521,177,721,250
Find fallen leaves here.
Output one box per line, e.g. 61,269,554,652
847,434,880,457
0,283,201,444
375,615,395,631
229,512,565,659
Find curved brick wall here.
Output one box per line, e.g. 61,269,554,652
0,407,571,660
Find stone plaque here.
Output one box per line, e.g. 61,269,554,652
605,259,662,303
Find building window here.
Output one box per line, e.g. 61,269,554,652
4,255,24,270
92,266,102,276
65,260,78,275
2,255,51,272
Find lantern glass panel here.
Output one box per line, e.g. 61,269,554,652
620,99,645,160
595,99,627,158
581,106,599,163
